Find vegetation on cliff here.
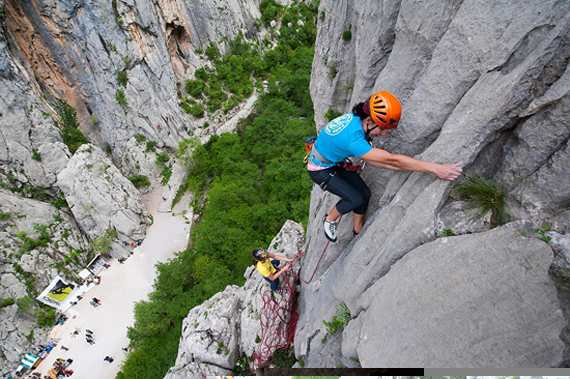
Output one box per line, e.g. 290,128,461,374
117,2,318,378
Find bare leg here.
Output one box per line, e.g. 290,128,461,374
353,213,366,234
326,206,341,222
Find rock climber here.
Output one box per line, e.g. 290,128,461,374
307,91,463,242
252,248,293,294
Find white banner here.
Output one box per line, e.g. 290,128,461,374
36,276,78,309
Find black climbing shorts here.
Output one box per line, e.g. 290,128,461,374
309,167,371,215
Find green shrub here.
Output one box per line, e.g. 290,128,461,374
324,108,342,122
184,79,205,98
441,228,456,237
195,67,208,81
60,127,88,154
205,43,219,60
31,149,42,161
155,151,169,166
0,211,11,221
90,228,117,255
16,224,51,253
145,140,158,152
534,224,552,243
116,89,127,105
91,117,99,124
35,306,56,328
53,99,88,154
260,0,283,27
116,70,128,87
16,296,33,313
454,175,509,227
50,196,69,210
323,303,351,335
134,133,147,143
0,298,15,308
160,165,172,185
342,30,352,41
180,100,205,118
53,98,79,129
129,175,151,188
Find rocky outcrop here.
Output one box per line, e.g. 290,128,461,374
164,220,304,377
0,19,70,191
0,304,49,372
0,189,89,376
57,144,151,256
2,0,263,173
298,0,570,368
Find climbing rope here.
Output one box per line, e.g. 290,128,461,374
250,267,298,370
250,215,342,370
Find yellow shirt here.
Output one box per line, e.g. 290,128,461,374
256,259,276,278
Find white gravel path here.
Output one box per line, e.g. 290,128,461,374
32,189,193,379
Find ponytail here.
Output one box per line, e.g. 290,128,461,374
352,102,369,119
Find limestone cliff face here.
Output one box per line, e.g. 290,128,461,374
2,0,262,166
298,0,570,368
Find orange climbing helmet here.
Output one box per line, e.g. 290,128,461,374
363,91,401,129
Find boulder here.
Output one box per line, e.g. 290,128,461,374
352,226,565,367
56,144,151,256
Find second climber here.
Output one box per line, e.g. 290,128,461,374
252,248,293,294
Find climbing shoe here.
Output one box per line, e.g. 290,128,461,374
323,216,338,242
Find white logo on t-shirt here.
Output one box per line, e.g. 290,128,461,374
325,113,352,136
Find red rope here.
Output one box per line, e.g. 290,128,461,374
250,215,342,370
292,214,342,284
250,268,298,370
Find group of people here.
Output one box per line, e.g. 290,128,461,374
85,329,95,345
253,91,462,290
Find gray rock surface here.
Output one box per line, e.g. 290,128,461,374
2,0,264,171
0,189,89,375
0,304,49,368
1,0,570,372
56,144,151,256
164,220,304,377
353,226,564,367
298,0,570,368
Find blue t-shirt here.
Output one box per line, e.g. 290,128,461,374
310,113,372,168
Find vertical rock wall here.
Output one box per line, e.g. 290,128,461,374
299,0,570,368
